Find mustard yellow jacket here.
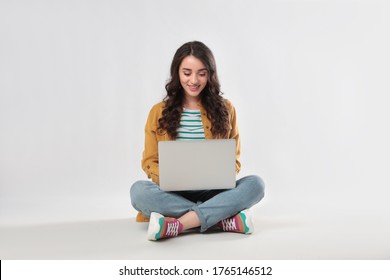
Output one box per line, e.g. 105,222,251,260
141,99,241,185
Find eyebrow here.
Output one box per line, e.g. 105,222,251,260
182,68,208,72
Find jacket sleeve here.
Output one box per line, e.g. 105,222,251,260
226,100,241,174
141,105,160,185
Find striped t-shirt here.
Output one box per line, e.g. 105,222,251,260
176,108,206,140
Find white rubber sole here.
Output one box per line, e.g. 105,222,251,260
241,209,254,234
147,212,163,241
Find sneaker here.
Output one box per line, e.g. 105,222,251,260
219,209,253,234
147,212,183,241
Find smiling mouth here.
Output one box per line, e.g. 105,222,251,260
188,85,200,91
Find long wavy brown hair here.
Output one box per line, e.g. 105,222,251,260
158,41,229,139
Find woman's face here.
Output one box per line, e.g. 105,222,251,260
179,55,208,100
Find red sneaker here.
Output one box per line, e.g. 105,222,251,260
147,212,184,240
218,209,253,234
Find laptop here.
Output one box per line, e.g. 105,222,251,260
158,139,236,191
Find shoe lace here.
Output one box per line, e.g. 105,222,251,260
165,220,180,237
222,218,237,231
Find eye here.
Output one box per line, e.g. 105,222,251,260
183,72,191,76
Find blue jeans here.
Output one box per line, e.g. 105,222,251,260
130,175,265,232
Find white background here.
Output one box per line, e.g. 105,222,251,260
1,0,390,259
2,260,390,280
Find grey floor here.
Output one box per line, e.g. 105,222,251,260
1,192,389,260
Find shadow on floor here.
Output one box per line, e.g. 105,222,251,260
0,215,307,259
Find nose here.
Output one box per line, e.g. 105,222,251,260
190,74,198,85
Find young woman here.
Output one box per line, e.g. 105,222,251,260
130,41,265,241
